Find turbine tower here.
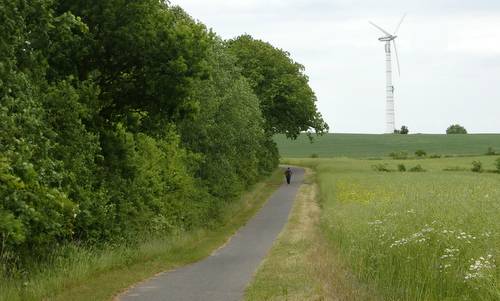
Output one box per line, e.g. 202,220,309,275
369,14,406,134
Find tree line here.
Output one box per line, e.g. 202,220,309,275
0,0,327,268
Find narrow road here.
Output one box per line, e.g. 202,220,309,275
119,167,304,301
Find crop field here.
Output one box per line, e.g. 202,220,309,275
275,133,500,158
283,156,500,300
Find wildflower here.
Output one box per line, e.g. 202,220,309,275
464,254,496,281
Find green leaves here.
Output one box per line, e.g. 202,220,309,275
227,35,329,139
0,0,325,271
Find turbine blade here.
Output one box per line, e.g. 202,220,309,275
369,21,391,36
393,39,401,76
393,13,407,35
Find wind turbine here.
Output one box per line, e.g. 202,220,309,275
369,14,406,134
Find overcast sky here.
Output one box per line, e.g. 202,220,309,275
171,0,500,133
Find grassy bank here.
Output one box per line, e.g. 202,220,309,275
275,133,500,158
245,169,376,301
284,156,500,300
0,170,284,301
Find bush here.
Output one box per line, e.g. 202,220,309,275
389,151,408,160
415,150,427,157
446,124,467,134
397,164,406,172
485,147,497,156
408,165,426,172
495,158,500,172
372,164,391,172
429,154,441,159
310,153,319,158
471,161,483,173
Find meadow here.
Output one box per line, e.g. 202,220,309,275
275,133,500,158
282,155,500,300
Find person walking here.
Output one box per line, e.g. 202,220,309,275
284,167,293,184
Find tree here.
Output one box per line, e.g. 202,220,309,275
226,35,328,139
400,125,409,134
55,0,213,124
446,124,467,134
179,40,276,200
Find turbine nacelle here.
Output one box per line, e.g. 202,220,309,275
369,14,406,76
378,35,397,42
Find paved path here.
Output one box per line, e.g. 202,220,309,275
119,167,304,301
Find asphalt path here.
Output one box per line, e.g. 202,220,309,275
119,167,304,301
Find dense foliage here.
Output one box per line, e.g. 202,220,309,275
227,35,328,139
0,0,325,270
446,124,467,134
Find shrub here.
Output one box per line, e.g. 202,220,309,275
389,151,408,160
446,124,467,134
495,158,500,172
485,147,497,156
408,165,426,172
372,164,391,172
415,150,427,157
397,164,406,172
471,161,483,173
429,154,441,159
310,153,319,158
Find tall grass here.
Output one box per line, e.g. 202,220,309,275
285,157,500,300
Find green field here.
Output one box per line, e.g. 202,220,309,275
281,156,500,300
275,134,500,158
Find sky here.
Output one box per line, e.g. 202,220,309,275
171,0,500,134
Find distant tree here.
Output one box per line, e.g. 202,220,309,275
393,129,400,134
400,125,409,134
446,124,467,134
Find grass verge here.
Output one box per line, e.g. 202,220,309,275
245,168,376,301
0,169,284,301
